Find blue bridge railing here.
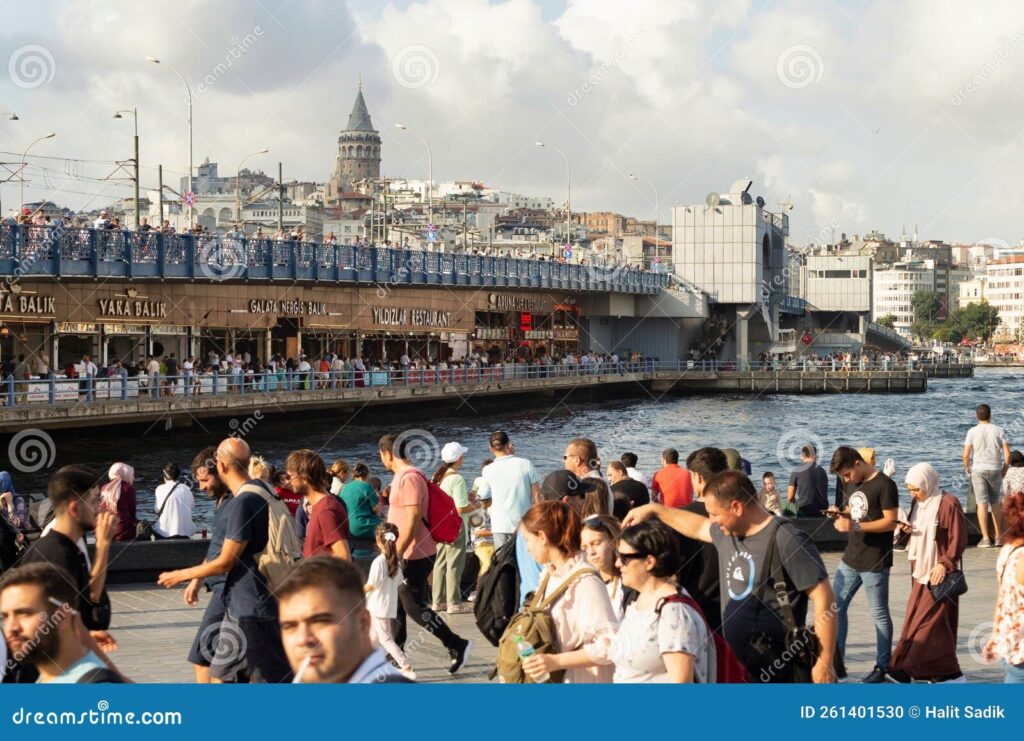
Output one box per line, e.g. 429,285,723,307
0,225,669,294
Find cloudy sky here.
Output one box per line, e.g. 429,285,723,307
1,0,1023,246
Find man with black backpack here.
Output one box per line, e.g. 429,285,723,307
378,433,472,674
158,437,294,682
1,562,127,683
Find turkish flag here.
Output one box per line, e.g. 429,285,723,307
801,331,813,345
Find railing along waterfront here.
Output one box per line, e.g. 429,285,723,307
0,224,668,294
0,360,972,409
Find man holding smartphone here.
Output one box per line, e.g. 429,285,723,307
827,446,899,683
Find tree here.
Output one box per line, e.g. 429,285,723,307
910,320,935,341
876,314,896,329
933,325,964,343
912,291,944,324
950,301,1001,343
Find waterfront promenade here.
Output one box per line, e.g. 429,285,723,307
107,549,1004,684
0,362,956,433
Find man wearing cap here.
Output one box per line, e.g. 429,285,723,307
432,442,480,615
515,469,598,605
481,431,540,550
93,211,110,230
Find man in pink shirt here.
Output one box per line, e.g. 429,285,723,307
379,433,472,674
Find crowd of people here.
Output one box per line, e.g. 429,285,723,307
1,403,1022,685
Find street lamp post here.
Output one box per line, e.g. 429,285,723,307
536,141,571,258
0,112,17,220
394,124,433,232
629,174,660,267
114,109,140,230
146,57,193,227
20,132,55,213
236,148,269,230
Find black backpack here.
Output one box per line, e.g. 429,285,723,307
473,536,520,647
0,512,26,573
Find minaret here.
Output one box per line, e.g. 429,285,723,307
326,81,381,205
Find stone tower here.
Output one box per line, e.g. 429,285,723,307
326,82,381,205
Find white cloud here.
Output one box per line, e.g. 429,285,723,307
2,0,1024,245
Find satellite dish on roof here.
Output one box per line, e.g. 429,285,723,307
756,196,766,208
705,192,721,207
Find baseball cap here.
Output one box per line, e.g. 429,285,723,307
441,441,468,463
540,470,597,501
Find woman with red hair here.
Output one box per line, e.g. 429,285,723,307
518,500,617,683
983,491,1024,683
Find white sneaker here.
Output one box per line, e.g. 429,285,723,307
400,668,417,680
977,538,993,548
430,603,447,612
446,603,472,615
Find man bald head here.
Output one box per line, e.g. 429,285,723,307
216,437,252,492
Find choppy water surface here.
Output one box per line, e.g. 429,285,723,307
12,368,1024,526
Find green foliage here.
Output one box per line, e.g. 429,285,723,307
876,314,896,329
912,291,943,323
949,301,1000,342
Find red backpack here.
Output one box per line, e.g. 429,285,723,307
412,471,462,545
659,591,750,684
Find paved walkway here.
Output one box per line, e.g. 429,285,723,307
107,549,1006,683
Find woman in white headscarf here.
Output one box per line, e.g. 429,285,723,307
889,462,967,682
99,462,137,542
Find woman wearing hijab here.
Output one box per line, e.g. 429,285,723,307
889,462,967,683
99,463,138,542
0,470,31,532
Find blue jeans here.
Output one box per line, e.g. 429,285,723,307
833,560,893,670
1005,660,1024,684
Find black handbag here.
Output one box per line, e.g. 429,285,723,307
135,484,175,541
929,564,968,603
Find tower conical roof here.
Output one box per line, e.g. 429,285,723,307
345,87,375,132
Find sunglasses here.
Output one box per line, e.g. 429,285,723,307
616,551,646,563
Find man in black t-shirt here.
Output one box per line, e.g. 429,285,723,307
676,447,729,632
17,465,121,680
827,446,899,683
787,445,829,516
606,461,649,509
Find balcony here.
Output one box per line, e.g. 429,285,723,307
0,225,669,295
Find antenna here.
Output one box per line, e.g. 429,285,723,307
705,192,721,207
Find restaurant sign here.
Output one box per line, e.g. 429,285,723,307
372,307,451,328
0,294,55,315
249,299,329,316
98,299,168,318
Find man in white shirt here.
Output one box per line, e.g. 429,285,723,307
82,354,98,377
620,452,649,486
152,463,196,539
482,430,540,549
93,211,110,229
963,403,1012,547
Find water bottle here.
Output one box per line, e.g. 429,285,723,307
514,636,550,683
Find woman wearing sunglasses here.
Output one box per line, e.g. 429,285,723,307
581,515,634,622
608,519,715,683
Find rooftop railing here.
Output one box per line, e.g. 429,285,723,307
0,224,669,294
